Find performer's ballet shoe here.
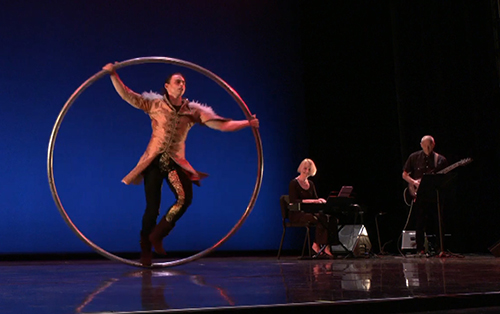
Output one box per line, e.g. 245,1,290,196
139,235,152,267
149,219,173,255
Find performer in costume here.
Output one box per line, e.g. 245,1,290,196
288,158,339,257
402,135,448,254
102,63,259,266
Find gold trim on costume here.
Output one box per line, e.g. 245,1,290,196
165,170,185,223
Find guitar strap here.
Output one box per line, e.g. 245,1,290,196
434,152,439,169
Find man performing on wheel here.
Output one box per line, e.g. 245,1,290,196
103,63,259,266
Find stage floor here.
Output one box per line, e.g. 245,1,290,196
1,254,500,314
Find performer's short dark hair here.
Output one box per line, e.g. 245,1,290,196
163,72,185,95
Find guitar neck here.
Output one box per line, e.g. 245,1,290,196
437,164,459,174
436,158,471,174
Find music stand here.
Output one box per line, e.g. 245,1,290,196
416,172,457,257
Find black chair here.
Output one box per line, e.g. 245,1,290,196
277,195,315,259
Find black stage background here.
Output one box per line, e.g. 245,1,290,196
299,1,500,255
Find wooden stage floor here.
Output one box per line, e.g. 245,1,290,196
1,254,500,314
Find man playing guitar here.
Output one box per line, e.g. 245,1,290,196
402,135,448,255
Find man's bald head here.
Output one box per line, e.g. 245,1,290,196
420,135,435,155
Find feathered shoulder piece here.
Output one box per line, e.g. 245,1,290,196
141,91,163,100
188,100,217,116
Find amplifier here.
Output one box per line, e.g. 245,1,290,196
331,224,371,256
402,230,416,250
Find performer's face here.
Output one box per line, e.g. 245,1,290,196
301,163,311,177
420,139,435,155
165,75,186,98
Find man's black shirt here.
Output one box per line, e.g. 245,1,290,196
403,150,448,180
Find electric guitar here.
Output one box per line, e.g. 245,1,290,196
404,158,473,204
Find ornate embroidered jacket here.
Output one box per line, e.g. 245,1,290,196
119,91,228,185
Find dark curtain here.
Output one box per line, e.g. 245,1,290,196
300,0,500,253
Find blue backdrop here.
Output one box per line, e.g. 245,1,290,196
0,1,309,253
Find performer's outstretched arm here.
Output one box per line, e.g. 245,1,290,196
102,63,152,112
206,115,259,132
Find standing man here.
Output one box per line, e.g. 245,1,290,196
402,135,448,255
103,63,259,266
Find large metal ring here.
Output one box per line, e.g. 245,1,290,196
47,57,264,268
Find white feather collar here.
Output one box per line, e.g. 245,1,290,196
140,91,217,115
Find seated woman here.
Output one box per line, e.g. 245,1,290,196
288,158,339,257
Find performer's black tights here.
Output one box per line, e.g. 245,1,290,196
141,156,193,237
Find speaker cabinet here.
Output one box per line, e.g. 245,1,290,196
402,230,416,250
489,240,500,257
331,224,371,256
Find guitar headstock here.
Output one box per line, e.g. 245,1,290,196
457,158,473,166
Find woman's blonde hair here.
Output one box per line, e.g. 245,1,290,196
297,158,317,177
